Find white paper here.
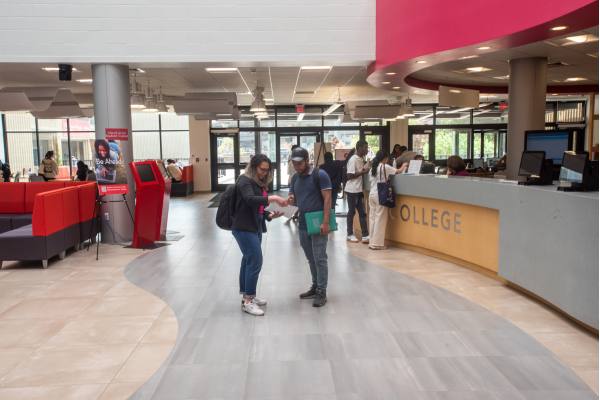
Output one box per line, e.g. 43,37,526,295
265,202,298,218
406,159,422,175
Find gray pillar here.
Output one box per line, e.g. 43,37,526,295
92,64,135,243
506,57,547,179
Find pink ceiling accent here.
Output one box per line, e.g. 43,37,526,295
368,0,599,93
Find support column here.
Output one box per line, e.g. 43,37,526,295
92,64,134,243
506,57,547,179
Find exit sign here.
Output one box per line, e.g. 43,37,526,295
296,104,305,113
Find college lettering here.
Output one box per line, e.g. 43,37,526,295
398,203,461,234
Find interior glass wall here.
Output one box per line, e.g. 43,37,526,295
1,112,190,181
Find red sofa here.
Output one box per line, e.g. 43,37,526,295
0,181,99,268
171,165,194,196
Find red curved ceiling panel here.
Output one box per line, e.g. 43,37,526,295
369,0,599,93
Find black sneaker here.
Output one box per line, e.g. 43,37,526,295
313,289,327,307
299,286,317,299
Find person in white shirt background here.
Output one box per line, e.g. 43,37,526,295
344,140,371,243
368,150,407,250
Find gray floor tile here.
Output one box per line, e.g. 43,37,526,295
123,196,597,399
244,360,335,399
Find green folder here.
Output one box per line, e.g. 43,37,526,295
305,209,338,235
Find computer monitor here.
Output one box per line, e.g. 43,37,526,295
559,152,588,184
519,151,545,177
525,131,570,165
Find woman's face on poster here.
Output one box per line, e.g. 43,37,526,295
98,145,108,158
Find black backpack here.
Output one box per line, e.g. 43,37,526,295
215,183,237,230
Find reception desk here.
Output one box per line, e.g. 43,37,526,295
388,175,599,330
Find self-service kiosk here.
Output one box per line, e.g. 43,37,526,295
129,161,170,248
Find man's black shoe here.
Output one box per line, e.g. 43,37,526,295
299,286,317,299
313,289,327,307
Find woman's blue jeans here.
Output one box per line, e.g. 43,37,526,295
232,228,263,297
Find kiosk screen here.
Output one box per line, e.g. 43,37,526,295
136,164,156,182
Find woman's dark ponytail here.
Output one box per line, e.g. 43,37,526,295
371,150,388,177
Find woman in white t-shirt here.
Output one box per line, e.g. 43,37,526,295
368,150,407,250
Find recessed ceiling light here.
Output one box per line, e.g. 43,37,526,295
413,90,429,95
392,86,400,90
136,68,146,73
264,98,274,102
416,60,427,64
216,113,232,116
449,89,462,94
205,67,238,72
382,81,391,84
76,79,93,83
386,72,397,75
551,93,559,96
587,53,598,58
551,26,568,31
493,75,510,80
477,46,491,50
459,55,478,60
466,66,492,73
565,77,587,82
567,35,598,44
42,67,79,72
300,66,332,70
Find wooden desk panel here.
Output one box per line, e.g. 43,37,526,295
386,195,499,273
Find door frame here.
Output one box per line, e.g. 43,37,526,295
210,130,240,192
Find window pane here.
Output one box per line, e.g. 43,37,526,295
133,131,160,160
458,131,469,159
162,131,190,164
132,113,159,130
38,118,67,132
473,103,508,124
324,130,359,152
411,134,430,158
0,116,5,161
38,131,68,168
259,132,276,161
70,131,95,169
365,135,382,159
7,132,37,177
435,107,471,125
5,112,35,131
217,167,236,185
239,114,255,128
216,136,235,164
160,113,189,130
473,134,482,159
483,132,496,159
497,131,507,157
434,129,459,159
257,109,276,128
408,105,434,125
239,131,256,163
211,119,237,129
69,117,95,132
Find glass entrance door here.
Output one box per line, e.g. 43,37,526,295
277,132,320,189
210,132,239,191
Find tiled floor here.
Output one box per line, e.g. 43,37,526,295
125,194,598,400
0,193,596,400
0,244,178,400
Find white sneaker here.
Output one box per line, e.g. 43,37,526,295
252,297,267,306
361,235,370,243
242,302,265,316
241,297,267,307
347,235,359,243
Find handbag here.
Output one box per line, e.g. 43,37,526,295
377,164,396,208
